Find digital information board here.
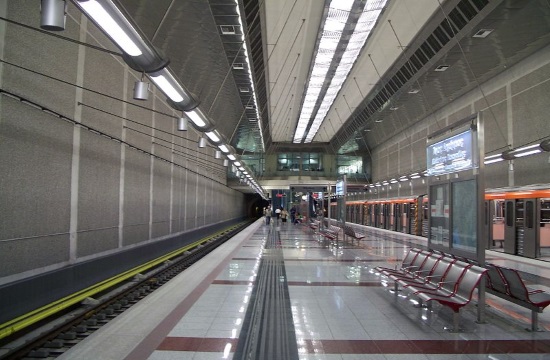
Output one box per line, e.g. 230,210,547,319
335,179,345,196
426,129,474,176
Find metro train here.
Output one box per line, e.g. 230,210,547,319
329,186,550,259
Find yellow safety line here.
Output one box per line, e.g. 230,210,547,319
0,223,245,340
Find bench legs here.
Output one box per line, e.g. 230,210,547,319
451,311,460,333
531,311,540,332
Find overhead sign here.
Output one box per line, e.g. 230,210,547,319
276,193,286,198
427,129,474,176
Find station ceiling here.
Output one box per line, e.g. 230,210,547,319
116,0,550,155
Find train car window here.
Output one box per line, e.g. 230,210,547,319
526,201,534,229
506,201,514,227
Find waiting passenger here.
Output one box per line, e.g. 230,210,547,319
264,207,272,225
281,208,289,224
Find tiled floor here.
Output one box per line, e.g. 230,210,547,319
59,219,550,360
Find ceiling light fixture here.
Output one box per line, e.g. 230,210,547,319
198,137,206,148
77,0,142,56
233,1,265,151
205,131,221,143
294,0,387,143
473,29,494,38
434,65,450,72
40,0,66,31
177,116,188,131
185,109,208,128
133,74,149,100
150,73,183,103
218,144,230,153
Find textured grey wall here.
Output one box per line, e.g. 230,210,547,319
0,1,245,282
369,44,550,197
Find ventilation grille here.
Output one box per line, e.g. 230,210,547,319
341,0,489,143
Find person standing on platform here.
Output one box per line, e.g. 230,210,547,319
264,206,272,225
290,206,297,224
275,206,281,223
281,208,289,225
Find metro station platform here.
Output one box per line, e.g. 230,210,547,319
58,218,550,360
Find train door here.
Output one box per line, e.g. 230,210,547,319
523,199,539,258
402,203,409,233
393,203,400,231
382,203,391,229
484,200,492,249
421,198,429,237
541,199,550,256
378,204,386,229
504,200,517,254
389,204,395,230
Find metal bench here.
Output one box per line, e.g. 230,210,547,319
404,260,471,296
342,224,365,242
486,264,550,331
388,253,443,283
414,265,487,332
378,252,486,332
318,225,340,241
375,249,431,280
308,220,320,233
396,257,456,291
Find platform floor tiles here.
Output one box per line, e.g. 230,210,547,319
59,219,550,360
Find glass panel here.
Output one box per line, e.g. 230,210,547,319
429,183,450,247
452,179,476,252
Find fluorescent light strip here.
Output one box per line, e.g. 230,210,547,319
227,154,236,161
234,161,242,167
514,149,541,157
515,144,540,152
79,0,142,56
185,109,207,128
304,4,385,142
218,144,229,153
150,75,184,103
484,157,504,164
234,1,265,152
205,131,220,143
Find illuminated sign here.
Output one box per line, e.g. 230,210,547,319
427,130,474,176
335,180,345,196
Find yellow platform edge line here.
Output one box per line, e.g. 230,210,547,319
0,222,245,340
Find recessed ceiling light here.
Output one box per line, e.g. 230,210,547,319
473,29,494,38
435,65,450,72
364,129,371,132
408,88,419,94
220,25,236,35
390,106,399,111
375,119,383,123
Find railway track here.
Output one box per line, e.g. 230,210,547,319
0,221,251,359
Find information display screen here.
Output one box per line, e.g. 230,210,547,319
427,130,474,176
335,180,345,196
